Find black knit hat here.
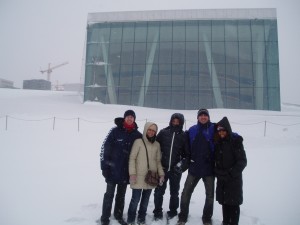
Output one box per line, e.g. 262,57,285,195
197,108,209,118
124,109,136,120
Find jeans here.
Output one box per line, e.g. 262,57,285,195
178,174,215,222
153,170,182,218
101,182,127,224
127,189,152,224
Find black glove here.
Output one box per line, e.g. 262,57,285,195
173,165,182,175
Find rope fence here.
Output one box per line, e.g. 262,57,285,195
1,115,300,137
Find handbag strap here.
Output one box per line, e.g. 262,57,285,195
141,139,150,170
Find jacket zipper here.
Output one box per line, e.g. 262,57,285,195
168,132,175,172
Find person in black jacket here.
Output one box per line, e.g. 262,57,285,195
99,110,142,225
214,117,247,225
153,113,190,221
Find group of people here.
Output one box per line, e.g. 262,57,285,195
99,109,247,225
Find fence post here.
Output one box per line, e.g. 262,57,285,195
78,117,80,132
6,115,8,131
264,120,267,137
53,117,56,130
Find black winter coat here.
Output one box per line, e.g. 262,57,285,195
214,117,247,206
100,117,142,184
156,126,190,172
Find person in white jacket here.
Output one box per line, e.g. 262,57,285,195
127,122,165,225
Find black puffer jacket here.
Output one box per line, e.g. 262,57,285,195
214,117,247,206
156,113,190,172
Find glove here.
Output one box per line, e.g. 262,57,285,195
159,176,165,186
130,175,137,184
173,165,182,175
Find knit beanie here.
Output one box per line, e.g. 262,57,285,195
197,108,210,118
124,109,136,120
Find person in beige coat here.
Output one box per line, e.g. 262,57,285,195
127,122,165,225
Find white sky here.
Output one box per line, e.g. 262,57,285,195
0,0,300,104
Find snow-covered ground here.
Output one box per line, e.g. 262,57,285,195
0,88,299,225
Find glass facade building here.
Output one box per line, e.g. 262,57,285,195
84,9,280,110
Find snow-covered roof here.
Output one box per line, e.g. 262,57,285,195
87,8,277,24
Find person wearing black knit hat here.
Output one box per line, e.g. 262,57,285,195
177,108,216,225
197,108,210,118
124,110,136,121
99,109,142,225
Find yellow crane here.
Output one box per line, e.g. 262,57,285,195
40,61,68,82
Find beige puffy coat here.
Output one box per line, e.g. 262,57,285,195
129,122,164,189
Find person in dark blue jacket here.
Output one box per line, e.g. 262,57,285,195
99,110,142,225
177,109,215,225
153,113,190,221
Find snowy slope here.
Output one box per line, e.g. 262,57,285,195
0,88,300,225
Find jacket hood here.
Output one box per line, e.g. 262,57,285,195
169,113,184,129
143,122,158,138
216,116,232,136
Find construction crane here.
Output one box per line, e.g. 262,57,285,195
40,61,68,82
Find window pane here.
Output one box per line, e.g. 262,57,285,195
212,42,225,63
239,42,252,63
172,64,185,86
186,42,199,63
134,43,147,64
173,21,185,41
160,21,172,42
225,21,238,41
226,64,239,88
159,42,172,63
225,42,238,63
147,22,160,42
186,21,198,41
212,21,225,41
110,23,122,43
172,42,185,63
122,23,135,43
199,20,212,41
109,43,121,64
251,20,265,41
135,22,147,42
238,20,251,41
121,43,133,64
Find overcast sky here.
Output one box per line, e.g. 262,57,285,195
0,0,299,105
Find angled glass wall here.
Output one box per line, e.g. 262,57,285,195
84,12,280,110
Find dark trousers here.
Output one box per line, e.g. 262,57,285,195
127,189,152,224
222,204,240,225
153,170,182,218
101,182,127,224
178,174,215,222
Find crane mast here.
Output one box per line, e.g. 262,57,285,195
40,61,68,82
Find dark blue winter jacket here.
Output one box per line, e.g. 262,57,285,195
187,121,215,177
100,117,142,184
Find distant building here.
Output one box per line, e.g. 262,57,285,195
23,79,51,90
63,83,84,92
0,78,14,88
84,8,280,110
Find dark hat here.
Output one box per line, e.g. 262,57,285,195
197,108,209,118
124,109,136,120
